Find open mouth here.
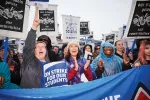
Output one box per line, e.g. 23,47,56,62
39,52,43,54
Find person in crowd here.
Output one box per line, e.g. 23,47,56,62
132,41,150,67
82,44,93,63
37,35,59,62
53,46,59,54
91,42,130,79
53,46,61,61
83,44,93,55
0,62,20,89
60,43,68,60
92,44,100,59
7,50,21,86
64,40,93,85
115,40,135,64
20,17,49,88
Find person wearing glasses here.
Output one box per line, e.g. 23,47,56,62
20,17,50,88
37,35,59,62
92,44,100,59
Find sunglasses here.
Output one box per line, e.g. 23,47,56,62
96,48,100,50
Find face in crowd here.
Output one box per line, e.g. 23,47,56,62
34,42,47,62
53,47,59,54
115,40,124,52
69,44,79,57
85,45,92,53
95,45,100,54
144,44,150,57
103,47,114,57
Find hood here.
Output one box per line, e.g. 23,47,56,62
100,42,116,59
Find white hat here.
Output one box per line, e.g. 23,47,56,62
66,40,80,51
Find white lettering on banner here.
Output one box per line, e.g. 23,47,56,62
45,78,68,87
44,69,68,87
102,95,120,100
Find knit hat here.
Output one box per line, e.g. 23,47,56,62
66,40,80,51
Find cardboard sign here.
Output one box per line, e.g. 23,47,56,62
0,0,29,39
39,10,55,32
124,0,150,39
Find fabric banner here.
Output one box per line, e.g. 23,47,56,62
0,65,150,100
39,10,55,32
29,0,49,8
80,22,90,35
0,0,29,39
43,61,68,87
123,0,150,39
62,15,80,42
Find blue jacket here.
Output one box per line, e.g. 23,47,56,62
0,62,20,89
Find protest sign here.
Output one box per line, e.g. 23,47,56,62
43,61,68,87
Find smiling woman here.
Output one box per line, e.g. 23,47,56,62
64,40,93,85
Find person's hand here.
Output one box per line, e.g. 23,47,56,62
123,49,129,64
32,18,40,30
72,57,78,71
134,62,141,68
98,59,103,69
84,60,91,71
0,76,4,88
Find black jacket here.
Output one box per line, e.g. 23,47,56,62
20,29,46,88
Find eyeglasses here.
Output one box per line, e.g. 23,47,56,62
96,48,100,50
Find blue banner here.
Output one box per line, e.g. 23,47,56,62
43,61,68,87
0,65,150,100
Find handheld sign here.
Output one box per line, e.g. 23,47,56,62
39,10,55,32
62,15,80,42
43,61,68,88
84,51,93,60
29,0,49,8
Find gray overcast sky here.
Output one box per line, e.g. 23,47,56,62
49,0,133,40
28,0,133,40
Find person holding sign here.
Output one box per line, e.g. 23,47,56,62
82,44,93,62
20,16,49,88
64,40,93,85
91,42,130,78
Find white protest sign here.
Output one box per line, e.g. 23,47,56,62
62,15,80,42
37,4,58,37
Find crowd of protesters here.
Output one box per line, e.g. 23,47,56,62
0,17,150,89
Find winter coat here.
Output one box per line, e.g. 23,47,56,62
20,29,49,88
